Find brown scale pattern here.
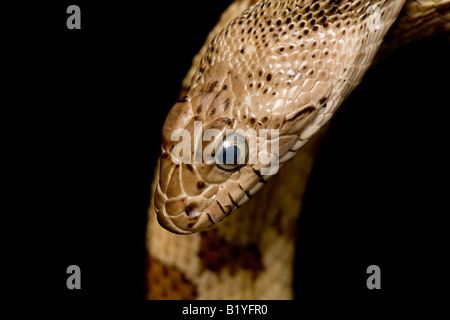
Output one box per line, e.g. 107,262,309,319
199,229,264,277
146,256,197,300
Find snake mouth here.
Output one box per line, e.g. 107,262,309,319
155,204,217,235
155,209,194,235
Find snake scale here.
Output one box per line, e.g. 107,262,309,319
146,0,449,299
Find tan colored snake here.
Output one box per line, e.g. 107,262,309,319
146,0,449,299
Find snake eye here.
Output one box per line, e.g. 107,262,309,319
214,133,248,171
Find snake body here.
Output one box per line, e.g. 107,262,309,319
146,0,449,299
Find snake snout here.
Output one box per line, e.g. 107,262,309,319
155,200,217,235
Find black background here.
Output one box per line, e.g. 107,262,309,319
7,1,449,303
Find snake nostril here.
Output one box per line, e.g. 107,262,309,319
185,205,196,218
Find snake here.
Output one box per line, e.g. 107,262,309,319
146,0,449,299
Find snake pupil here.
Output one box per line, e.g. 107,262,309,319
214,133,248,171
221,145,240,165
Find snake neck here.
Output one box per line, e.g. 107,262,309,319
146,131,323,299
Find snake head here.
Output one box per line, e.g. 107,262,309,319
154,63,317,234
153,0,396,233
155,94,283,234
150,0,418,235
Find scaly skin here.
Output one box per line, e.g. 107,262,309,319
146,0,449,299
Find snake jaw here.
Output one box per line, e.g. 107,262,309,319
155,205,214,235
155,140,284,234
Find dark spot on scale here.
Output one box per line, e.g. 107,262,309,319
208,81,218,93
210,108,216,115
187,223,195,228
252,168,266,184
206,213,215,225
289,106,315,121
162,153,169,159
228,194,240,209
216,200,226,215
186,164,194,171
197,181,205,189
250,117,256,124
262,117,268,122
197,105,202,113
266,74,272,81
320,97,327,104
224,99,230,110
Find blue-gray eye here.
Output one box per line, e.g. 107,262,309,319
214,133,248,171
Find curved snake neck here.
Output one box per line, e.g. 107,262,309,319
147,0,449,299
